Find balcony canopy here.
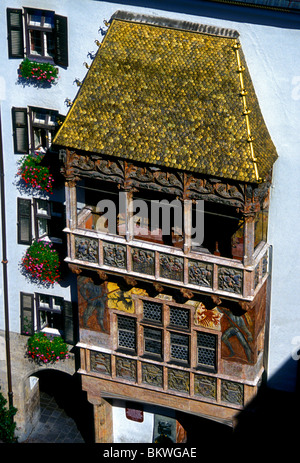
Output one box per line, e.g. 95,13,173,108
54,11,277,184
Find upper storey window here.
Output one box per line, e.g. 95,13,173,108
26,9,55,59
7,8,68,67
11,106,62,154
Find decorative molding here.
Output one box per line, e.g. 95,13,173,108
159,253,184,281
188,260,213,288
194,374,217,400
168,368,190,393
218,266,243,294
75,237,98,263
221,380,244,406
142,363,163,388
62,151,251,208
103,242,127,268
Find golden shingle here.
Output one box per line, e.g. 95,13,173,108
53,17,278,183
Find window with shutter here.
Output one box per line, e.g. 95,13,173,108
33,199,65,243
7,8,24,59
17,198,32,245
29,107,58,151
63,300,75,345
12,107,29,154
36,294,63,332
25,9,55,60
8,8,68,68
22,292,75,343
54,15,68,67
20,292,34,335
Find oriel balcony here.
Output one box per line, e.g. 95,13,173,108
64,180,269,302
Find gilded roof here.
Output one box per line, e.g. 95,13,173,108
54,15,278,183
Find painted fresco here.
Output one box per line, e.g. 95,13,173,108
78,276,148,332
192,302,223,331
78,275,109,333
106,282,148,313
220,306,254,363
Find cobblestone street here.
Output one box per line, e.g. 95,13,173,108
23,392,86,443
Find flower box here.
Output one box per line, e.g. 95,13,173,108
17,151,54,194
26,332,69,365
21,240,61,284
18,58,58,85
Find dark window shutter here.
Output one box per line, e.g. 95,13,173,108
54,15,68,67
7,8,24,59
63,300,76,345
20,292,34,335
17,198,32,244
12,107,29,154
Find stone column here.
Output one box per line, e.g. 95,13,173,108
183,200,192,254
89,396,113,443
121,190,134,242
65,180,77,230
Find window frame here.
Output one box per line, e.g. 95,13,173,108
7,7,68,67
25,8,56,62
36,293,64,333
18,197,65,245
12,106,61,155
29,107,58,152
20,291,75,344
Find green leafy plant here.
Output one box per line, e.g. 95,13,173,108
17,152,54,194
26,332,69,365
19,58,58,84
21,240,61,284
0,391,17,443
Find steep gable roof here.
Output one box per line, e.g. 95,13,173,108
54,12,278,183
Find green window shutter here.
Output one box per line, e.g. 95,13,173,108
7,8,24,59
63,300,76,345
54,15,68,67
12,107,29,154
17,198,32,244
20,292,34,335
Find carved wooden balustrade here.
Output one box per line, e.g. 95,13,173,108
64,226,269,301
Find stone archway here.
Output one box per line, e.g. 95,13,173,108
24,370,94,443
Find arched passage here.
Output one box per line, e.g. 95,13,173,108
28,370,94,443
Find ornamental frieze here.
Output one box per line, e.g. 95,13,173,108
221,380,244,406
90,351,111,375
188,260,213,288
168,369,190,393
194,374,217,400
103,242,127,268
159,253,184,281
185,175,245,207
131,248,155,275
75,237,98,263
116,357,137,382
218,266,243,294
142,363,163,388
63,150,251,208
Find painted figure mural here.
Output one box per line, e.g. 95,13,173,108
78,276,109,332
220,307,253,363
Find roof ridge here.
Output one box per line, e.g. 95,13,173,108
110,10,240,38
233,40,260,182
